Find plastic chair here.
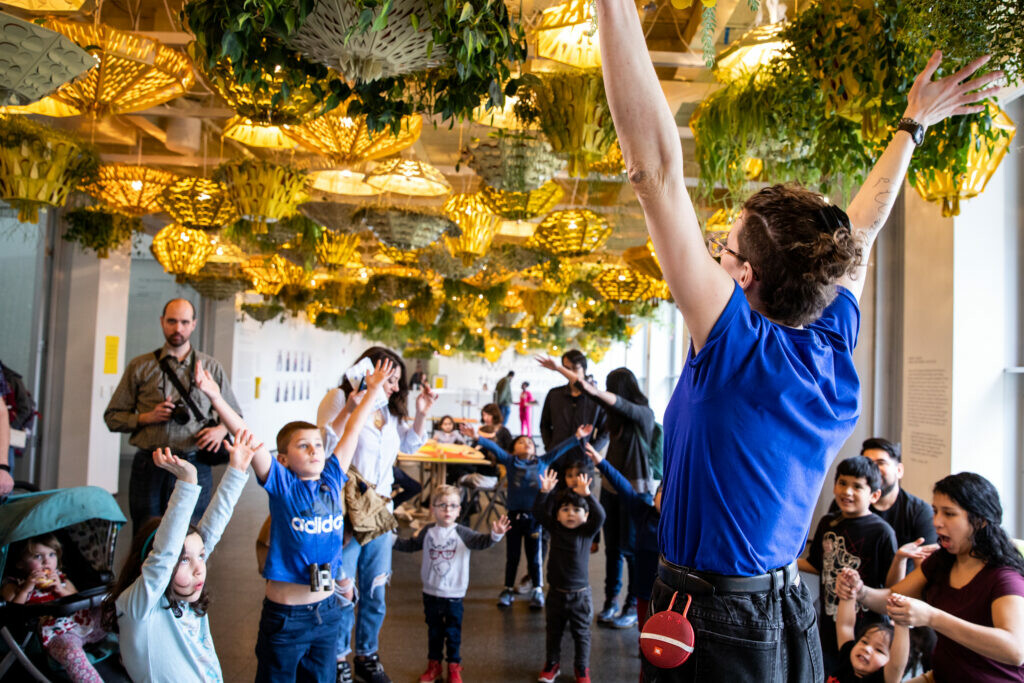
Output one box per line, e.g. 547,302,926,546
472,465,508,531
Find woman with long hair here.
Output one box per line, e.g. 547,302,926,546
840,472,1024,681
537,361,655,628
317,346,436,683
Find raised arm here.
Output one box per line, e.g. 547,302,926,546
476,437,512,466
538,425,592,466
835,570,860,649
197,430,257,555
839,51,1002,300
598,0,734,350
194,360,273,481
334,359,396,472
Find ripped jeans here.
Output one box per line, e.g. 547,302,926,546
337,532,394,658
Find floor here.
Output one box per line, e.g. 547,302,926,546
112,459,643,683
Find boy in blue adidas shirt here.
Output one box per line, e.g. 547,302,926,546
196,357,394,682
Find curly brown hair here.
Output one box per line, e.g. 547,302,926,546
738,184,862,327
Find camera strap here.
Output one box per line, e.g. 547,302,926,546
155,350,207,424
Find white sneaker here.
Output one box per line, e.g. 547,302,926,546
515,575,534,595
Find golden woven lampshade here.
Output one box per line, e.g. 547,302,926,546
300,201,361,233
535,0,600,69
217,160,309,232
159,178,239,230
222,116,297,149
0,134,87,223
482,336,510,364
151,224,215,275
306,300,341,325
528,209,611,256
37,21,194,117
308,166,380,196
911,106,1016,217
593,266,655,302
479,181,564,221
242,254,315,296
589,141,624,176
286,104,423,164
3,0,84,9
623,241,663,281
316,231,361,267
364,158,452,197
533,69,616,178
1,98,81,117
443,193,500,265
714,23,787,83
85,165,180,216
360,206,459,250
378,244,423,266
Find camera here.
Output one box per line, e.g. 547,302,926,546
170,403,191,425
309,563,333,592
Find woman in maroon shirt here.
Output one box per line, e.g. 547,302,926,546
840,473,1024,682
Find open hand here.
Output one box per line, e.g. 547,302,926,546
366,359,396,391
196,423,228,451
575,423,594,440
153,447,198,485
574,472,592,497
415,384,438,416
539,469,558,494
492,515,511,536
194,360,222,400
225,429,262,472
459,423,477,439
905,51,1004,129
896,538,940,563
535,355,560,372
887,593,935,628
583,442,603,464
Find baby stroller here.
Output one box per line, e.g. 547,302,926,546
0,484,126,681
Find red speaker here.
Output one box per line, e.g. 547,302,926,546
640,592,695,669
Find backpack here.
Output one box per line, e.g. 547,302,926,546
634,420,665,481
2,364,37,432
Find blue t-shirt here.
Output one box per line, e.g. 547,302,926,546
660,282,861,576
261,456,348,585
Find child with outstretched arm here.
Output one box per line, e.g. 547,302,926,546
829,567,909,683
394,484,511,683
195,357,393,682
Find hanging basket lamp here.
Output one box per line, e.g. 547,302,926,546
364,158,452,197
528,208,611,256
215,159,309,233
479,180,563,220
159,177,239,230
377,243,424,267
286,103,423,164
2,0,84,10
300,201,361,233
308,165,381,196
714,22,787,83
911,106,1016,217
25,21,194,117
443,193,500,266
84,164,180,216
623,239,663,281
533,69,617,178
288,0,446,83
316,230,361,268
222,116,298,149
466,132,564,193
242,253,316,296
151,224,216,275
0,13,96,108
359,206,460,251
182,262,248,301
593,266,655,303
535,0,601,69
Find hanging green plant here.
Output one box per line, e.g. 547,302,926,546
241,301,286,323
63,207,141,257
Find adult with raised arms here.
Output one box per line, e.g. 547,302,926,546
596,0,1002,676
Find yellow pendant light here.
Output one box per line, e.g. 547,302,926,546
85,165,180,216
151,224,215,275
242,254,316,296
528,208,611,256
159,178,239,230
443,193,501,266
364,158,452,197
593,266,655,303
535,0,601,69
714,22,788,83
623,239,663,281
479,181,564,221
378,244,423,267
222,116,298,149
286,104,423,164
316,231,361,268
308,166,381,196
216,160,309,233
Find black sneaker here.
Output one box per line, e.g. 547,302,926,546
337,660,354,683
353,653,392,683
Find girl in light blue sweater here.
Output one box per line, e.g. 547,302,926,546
101,432,257,683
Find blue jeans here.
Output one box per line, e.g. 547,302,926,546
423,593,463,663
640,575,822,682
255,596,342,682
128,449,212,532
601,488,638,606
336,532,393,658
500,404,511,425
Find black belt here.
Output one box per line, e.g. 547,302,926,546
657,556,800,596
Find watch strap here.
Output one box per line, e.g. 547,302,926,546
898,117,924,145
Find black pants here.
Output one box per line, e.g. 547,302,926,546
602,488,638,605
505,511,543,588
640,576,821,682
423,593,463,663
128,449,212,532
545,586,593,673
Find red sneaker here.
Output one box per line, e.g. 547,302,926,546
448,661,464,683
575,668,591,683
538,661,560,682
418,660,442,683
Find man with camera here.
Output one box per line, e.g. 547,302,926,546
105,298,241,531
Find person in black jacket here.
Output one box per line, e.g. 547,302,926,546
537,350,608,478
538,359,656,628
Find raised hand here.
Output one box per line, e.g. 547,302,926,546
535,355,560,372
225,429,262,472
896,538,941,563
905,51,1004,130
574,472,592,497
835,567,863,601
194,360,222,400
583,442,604,464
458,423,477,439
366,358,395,390
153,447,198,485
415,384,438,416
492,515,511,536
575,423,594,440
887,593,935,628
539,469,558,494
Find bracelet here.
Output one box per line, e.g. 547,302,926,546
0,463,10,472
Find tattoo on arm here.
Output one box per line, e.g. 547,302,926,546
869,177,895,232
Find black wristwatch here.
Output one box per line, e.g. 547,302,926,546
0,463,10,472
898,117,925,146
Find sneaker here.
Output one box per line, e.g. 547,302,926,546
597,600,618,624
575,667,591,683
538,661,560,683
337,660,354,683
529,586,545,610
447,661,464,683
516,574,534,594
353,653,392,683
497,588,515,608
418,660,442,683
611,604,638,629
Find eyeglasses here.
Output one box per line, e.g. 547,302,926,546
707,235,758,278
432,502,460,510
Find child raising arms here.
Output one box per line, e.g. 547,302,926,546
830,568,909,683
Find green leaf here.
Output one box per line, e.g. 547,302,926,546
410,12,419,30
459,1,473,22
